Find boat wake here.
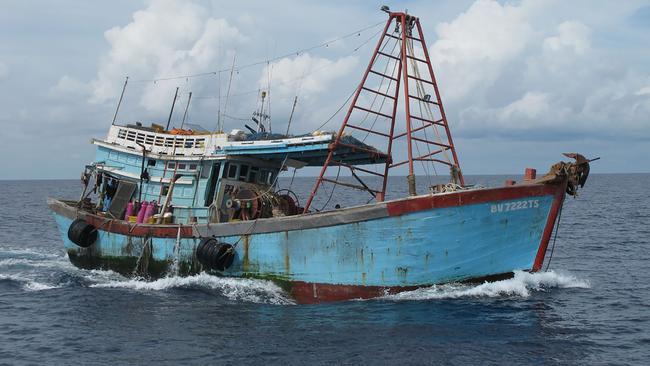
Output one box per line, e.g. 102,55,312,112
382,270,590,301
91,273,294,305
0,248,292,304
0,273,62,291
1,247,588,304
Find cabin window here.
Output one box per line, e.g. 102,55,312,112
248,167,258,183
161,185,170,196
227,164,238,179
167,162,176,170
189,163,197,170
239,165,249,181
178,163,186,170
147,159,156,166
260,170,269,184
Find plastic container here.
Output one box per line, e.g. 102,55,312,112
124,202,134,220
143,201,155,222
136,201,148,224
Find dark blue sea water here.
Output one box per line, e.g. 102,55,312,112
1,174,649,365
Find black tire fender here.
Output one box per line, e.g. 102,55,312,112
67,218,98,248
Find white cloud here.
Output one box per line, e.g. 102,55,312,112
50,75,91,96
259,53,358,100
90,0,245,113
497,92,550,121
543,21,591,55
429,0,539,101
636,86,650,96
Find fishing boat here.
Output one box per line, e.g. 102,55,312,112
48,10,592,303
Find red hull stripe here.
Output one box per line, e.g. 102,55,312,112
290,271,517,304
532,187,566,271
386,183,560,217
290,281,418,304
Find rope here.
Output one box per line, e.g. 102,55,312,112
318,165,342,212
231,219,260,249
289,168,297,189
545,203,564,271
360,32,401,142
313,88,356,132
406,37,452,165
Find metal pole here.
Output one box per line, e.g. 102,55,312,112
111,76,129,125
180,92,192,129
136,142,146,202
286,95,298,135
165,87,180,131
158,174,182,224
415,19,464,186
400,14,416,195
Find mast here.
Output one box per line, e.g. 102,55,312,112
111,76,129,126
303,9,463,212
181,92,192,129
165,87,180,131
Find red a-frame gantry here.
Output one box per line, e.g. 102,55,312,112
303,11,464,212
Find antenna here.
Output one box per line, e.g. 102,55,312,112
180,92,192,129
220,52,237,133
165,87,179,131
111,76,129,125
286,95,298,135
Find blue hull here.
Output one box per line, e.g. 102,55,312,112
49,183,563,302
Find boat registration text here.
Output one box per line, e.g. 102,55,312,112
491,199,539,213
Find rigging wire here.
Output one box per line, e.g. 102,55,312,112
317,165,342,212
130,20,385,84
192,27,383,104
219,53,237,132
312,88,356,132
544,204,564,271
360,34,401,142
407,37,451,165
309,28,386,132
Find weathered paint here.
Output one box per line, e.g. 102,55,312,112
49,182,565,303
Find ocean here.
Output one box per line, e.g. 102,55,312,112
1,174,648,365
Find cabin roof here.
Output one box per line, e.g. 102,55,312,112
99,125,387,167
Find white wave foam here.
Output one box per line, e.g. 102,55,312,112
24,281,59,291
90,273,294,305
0,273,61,291
0,257,71,269
0,248,62,259
83,269,126,282
384,270,590,301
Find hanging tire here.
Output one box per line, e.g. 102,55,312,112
67,218,98,248
195,237,235,271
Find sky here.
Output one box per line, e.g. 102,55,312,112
0,0,648,180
